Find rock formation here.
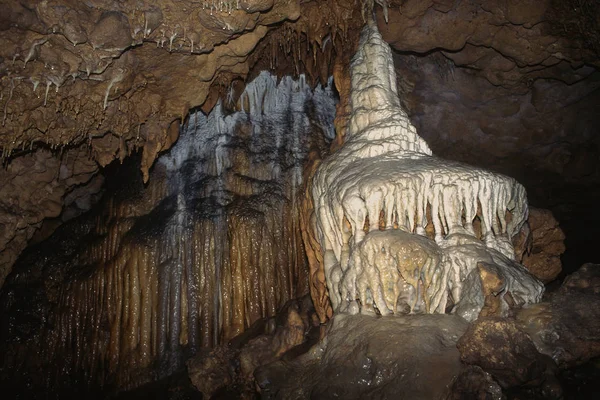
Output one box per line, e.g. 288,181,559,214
1,0,598,291
0,72,335,393
0,0,598,398
311,16,543,321
256,313,469,399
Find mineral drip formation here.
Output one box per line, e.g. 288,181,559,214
0,72,335,392
312,20,543,321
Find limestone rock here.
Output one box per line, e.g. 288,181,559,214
0,75,333,393
559,263,600,295
310,18,544,327
518,264,600,369
521,208,566,282
0,0,328,286
255,314,468,399
239,304,310,379
187,347,234,397
187,295,319,398
0,148,100,287
90,11,132,51
443,365,503,400
457,317,557,389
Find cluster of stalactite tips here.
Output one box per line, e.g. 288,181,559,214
0,72,336,393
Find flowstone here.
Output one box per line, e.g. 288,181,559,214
311,18,543,320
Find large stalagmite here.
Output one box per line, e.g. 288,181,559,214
311,19,543,321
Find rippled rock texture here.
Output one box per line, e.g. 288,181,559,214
0,72,335,394
0,0,362,290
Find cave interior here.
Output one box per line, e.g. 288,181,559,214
0,0,599,399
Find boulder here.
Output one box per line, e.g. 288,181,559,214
518,264,600,368
521,208,566,282
256,314,468,399
457,317,557,389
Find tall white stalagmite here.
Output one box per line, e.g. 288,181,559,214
312,19,542,320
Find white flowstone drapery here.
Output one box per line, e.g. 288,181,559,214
311,19,543,321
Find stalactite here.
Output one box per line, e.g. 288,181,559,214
0,72,335,393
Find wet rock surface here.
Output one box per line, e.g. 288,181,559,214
256,313,468,399
444,365,503,400
187,295,320,399
457,317,559,392
518,264,600,369
0,74,334,394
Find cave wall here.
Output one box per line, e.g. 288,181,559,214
0,147,103,287
0,73,335,393
0,0,361,288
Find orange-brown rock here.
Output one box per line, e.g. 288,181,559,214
0,147,100,287
517,208,566,282
457,317,558,390
188,295,318,398
518,264,600,369
300,155,331,323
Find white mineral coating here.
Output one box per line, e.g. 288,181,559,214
312,20,541,318
441,233,544,321
336,230,446,316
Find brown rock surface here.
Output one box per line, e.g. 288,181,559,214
0,147,100,287
187,347,233,398
255,314,468,399
521,208,566,282
518,264,600,369
444,365,503,400
457,317,557,389
560,263,600,295
187,295,319,398
513,207,566,282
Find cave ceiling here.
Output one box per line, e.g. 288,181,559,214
0,0,599,286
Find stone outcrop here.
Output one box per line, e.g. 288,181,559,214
187,295,320,399
457,317,559,390
518,263,600,369
0,73,334,393
514,207,566,282
255,313,469,399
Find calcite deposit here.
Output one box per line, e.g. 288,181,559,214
311,17,543,321
2,0,597,295
0,72,335,392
